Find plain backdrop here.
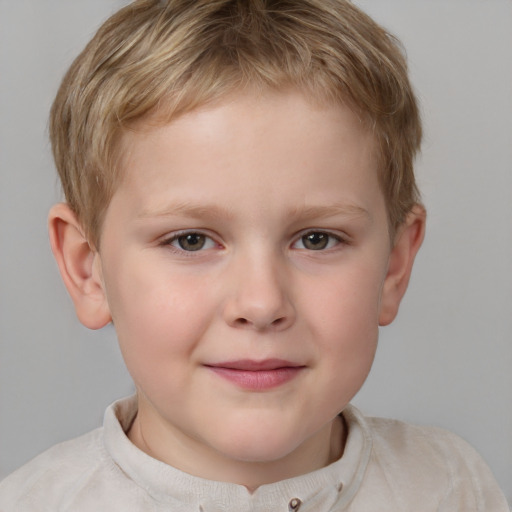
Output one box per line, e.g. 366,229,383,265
0,0,511,504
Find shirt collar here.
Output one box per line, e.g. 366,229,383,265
103,396,372,511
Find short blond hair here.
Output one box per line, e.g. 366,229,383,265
50,0,421,248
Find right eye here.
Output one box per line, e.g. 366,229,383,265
165,232,216,252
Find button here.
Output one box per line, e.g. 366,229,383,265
288,498,302,511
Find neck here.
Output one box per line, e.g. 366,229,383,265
128,413,345,491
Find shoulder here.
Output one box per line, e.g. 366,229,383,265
366,413,471,459
347,408,509,511
0,428,111,511
366,414,489,477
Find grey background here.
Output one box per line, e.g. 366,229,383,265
1,0,511,503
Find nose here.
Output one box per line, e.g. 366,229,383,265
222,253,296,332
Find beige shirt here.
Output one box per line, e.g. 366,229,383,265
0,396,508,511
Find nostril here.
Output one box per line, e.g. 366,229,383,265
235,315,288,330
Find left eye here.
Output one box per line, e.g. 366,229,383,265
168,233,216,252
293,231,341,251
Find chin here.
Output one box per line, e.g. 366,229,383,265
219,438,298,464
207,417,309,464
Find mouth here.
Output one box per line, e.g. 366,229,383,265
204,359,306,391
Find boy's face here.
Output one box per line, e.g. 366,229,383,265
86,89,415,482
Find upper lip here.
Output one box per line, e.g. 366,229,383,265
205,359,304,371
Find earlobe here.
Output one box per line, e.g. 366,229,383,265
379,204,426,326
48,203,112,330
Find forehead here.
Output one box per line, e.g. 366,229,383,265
120,89,375,168
113,89,382,222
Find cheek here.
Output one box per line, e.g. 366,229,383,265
304,263,384,391
103,260,216,375
308,264,384,341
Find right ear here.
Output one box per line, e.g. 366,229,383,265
48,203,112,329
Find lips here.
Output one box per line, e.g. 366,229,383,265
205,359,305,390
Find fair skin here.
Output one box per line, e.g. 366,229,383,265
49,89,425,490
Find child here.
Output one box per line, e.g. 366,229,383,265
0,0,508,510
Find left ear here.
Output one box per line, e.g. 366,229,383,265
379,204,426,326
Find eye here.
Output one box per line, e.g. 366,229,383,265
293,231,341,251
167,232,216,252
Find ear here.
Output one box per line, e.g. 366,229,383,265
379,204,426,326
48,203,112,329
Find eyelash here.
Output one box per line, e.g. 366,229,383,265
160,229,348,255
292,230,346,251
161,231,218,254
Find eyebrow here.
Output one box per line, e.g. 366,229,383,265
138,201,369,222
287,203,370,221
137,202,235,221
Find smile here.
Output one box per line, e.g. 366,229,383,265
204,359,305,391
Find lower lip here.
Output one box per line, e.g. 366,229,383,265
207,366,303,391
